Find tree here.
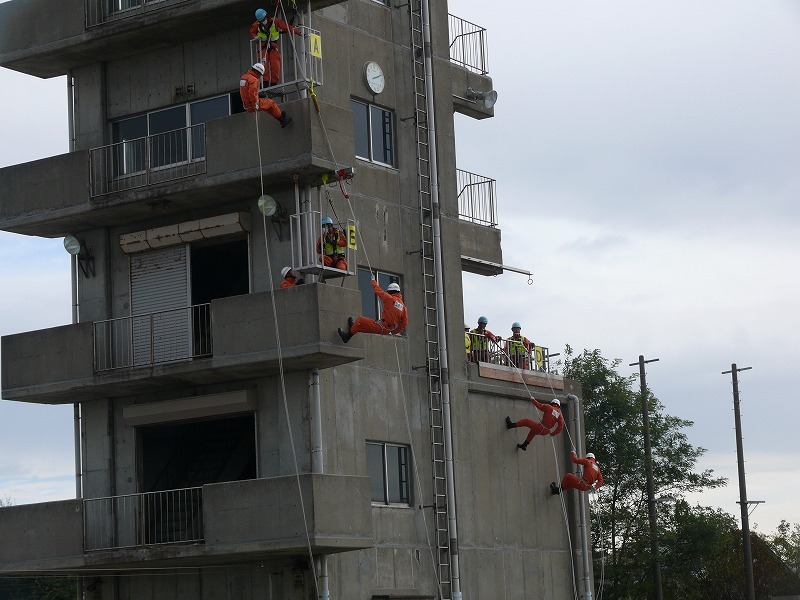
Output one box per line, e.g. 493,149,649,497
561,346,727,599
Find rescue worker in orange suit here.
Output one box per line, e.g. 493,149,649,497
469,316,500,363
279,266,304,288
338,279,407,343
250,7,302,86
505,397,564,451
551,452,604,495
239,63,292,127
316,216,348,270
505,322,534,369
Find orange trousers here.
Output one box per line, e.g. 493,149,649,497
258,44,282,85
246,97,282,120
512,418,549,445
561,473,592,492
322,255,348,270
351,317,392,335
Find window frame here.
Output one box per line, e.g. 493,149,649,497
351,98,396,168
366,441,412,506
357,267,402,324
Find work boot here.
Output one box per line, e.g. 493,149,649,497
338,327,352,344
505,416,515,429
550,482,561,495
279,111,292,128
517,442,528,452
348,317,354,330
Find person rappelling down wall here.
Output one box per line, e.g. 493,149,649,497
239,63,292,127
550,451,604,495
505,397,565,451
337,279,407,343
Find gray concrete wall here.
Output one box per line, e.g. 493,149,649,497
0,499,84,569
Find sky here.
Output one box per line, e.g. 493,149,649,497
1,0,799,536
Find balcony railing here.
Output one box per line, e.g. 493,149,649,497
467,332,551,373
448,14,489,75
85,0,190,28
457,168,497,227
89,124,207,197
84,487,203,551
93,304,211,371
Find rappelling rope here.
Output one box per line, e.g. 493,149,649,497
253,109,319,598
393,336,445,600
551,437,580,600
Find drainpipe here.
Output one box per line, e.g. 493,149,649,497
419,0,461,597
310,370,329,600
568,394,593,600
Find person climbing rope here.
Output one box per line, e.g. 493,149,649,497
250,7,302,86
505,397,564,451
279,266,304,288
469,316,500,363
338,279,407,343
550,451,603,495
239,63,292,127
316,216,348,270
505,322,534,369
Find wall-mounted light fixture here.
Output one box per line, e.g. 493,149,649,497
465,87,498,109
63,235,95,278
257,194,289,241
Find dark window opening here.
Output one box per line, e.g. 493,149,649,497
366,441,411,505
138,414,256,493
190,238,250,305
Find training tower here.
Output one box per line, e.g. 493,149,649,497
0,0,591,597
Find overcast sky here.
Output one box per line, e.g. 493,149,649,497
1,1,799,535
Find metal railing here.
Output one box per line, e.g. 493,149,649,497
89,124,207,197
466,331,551,372
290,210,355,280
457,168,497,227
448,14,489,75
85,0,190,28
93,304,211,371
249,27,323,98
84,487,203,551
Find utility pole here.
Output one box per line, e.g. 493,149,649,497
629,355,662,600
723,364,755,600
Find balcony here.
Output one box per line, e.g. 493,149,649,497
457,168,503,275
0,0,345,78
0,475,372,572
1,283,364,404
449,13,495,120
0,98,353,238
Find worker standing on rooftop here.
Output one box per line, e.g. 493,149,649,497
469,316,500,363
239,63,292,128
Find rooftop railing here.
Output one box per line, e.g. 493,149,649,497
448,14,489,75
466,331,552,373
84,487,203,551
457,168,497,227
85,0,190,28
89,124,207,197
93,304,211,371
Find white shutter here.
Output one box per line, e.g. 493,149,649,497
130,245,190,366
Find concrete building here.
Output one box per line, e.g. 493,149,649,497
0,0,592,598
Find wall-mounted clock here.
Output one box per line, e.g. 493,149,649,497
364,61,385,95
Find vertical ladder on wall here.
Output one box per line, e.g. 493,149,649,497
407,2,452,599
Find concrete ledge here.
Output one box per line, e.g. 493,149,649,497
459,219,502,275
477,361,565,390
449,62,495,120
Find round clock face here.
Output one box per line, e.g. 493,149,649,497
364,61,385,94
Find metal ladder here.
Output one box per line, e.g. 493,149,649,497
407,1,452,598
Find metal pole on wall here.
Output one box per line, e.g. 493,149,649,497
723,363,755,600
630,355,662,600
567,394,593,600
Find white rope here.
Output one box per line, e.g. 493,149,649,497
393,336,445,599
552,437,580,600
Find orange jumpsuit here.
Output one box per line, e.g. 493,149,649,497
350,281,408,336
512,397,565,445
316,227,348,270
250,17,301,85
239,69,282,120
280,275,301,288
561,452,604,492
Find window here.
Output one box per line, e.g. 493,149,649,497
358,268,401,321
366,442,411,505
111,94,239,176
351,99,395,166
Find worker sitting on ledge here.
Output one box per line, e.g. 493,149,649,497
279,266,304,288
239,63,292,128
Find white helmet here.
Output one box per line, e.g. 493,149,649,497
252,63,265,75
387,282,401,293
281,266,292,278
586,453,595,460
551,398,560,407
